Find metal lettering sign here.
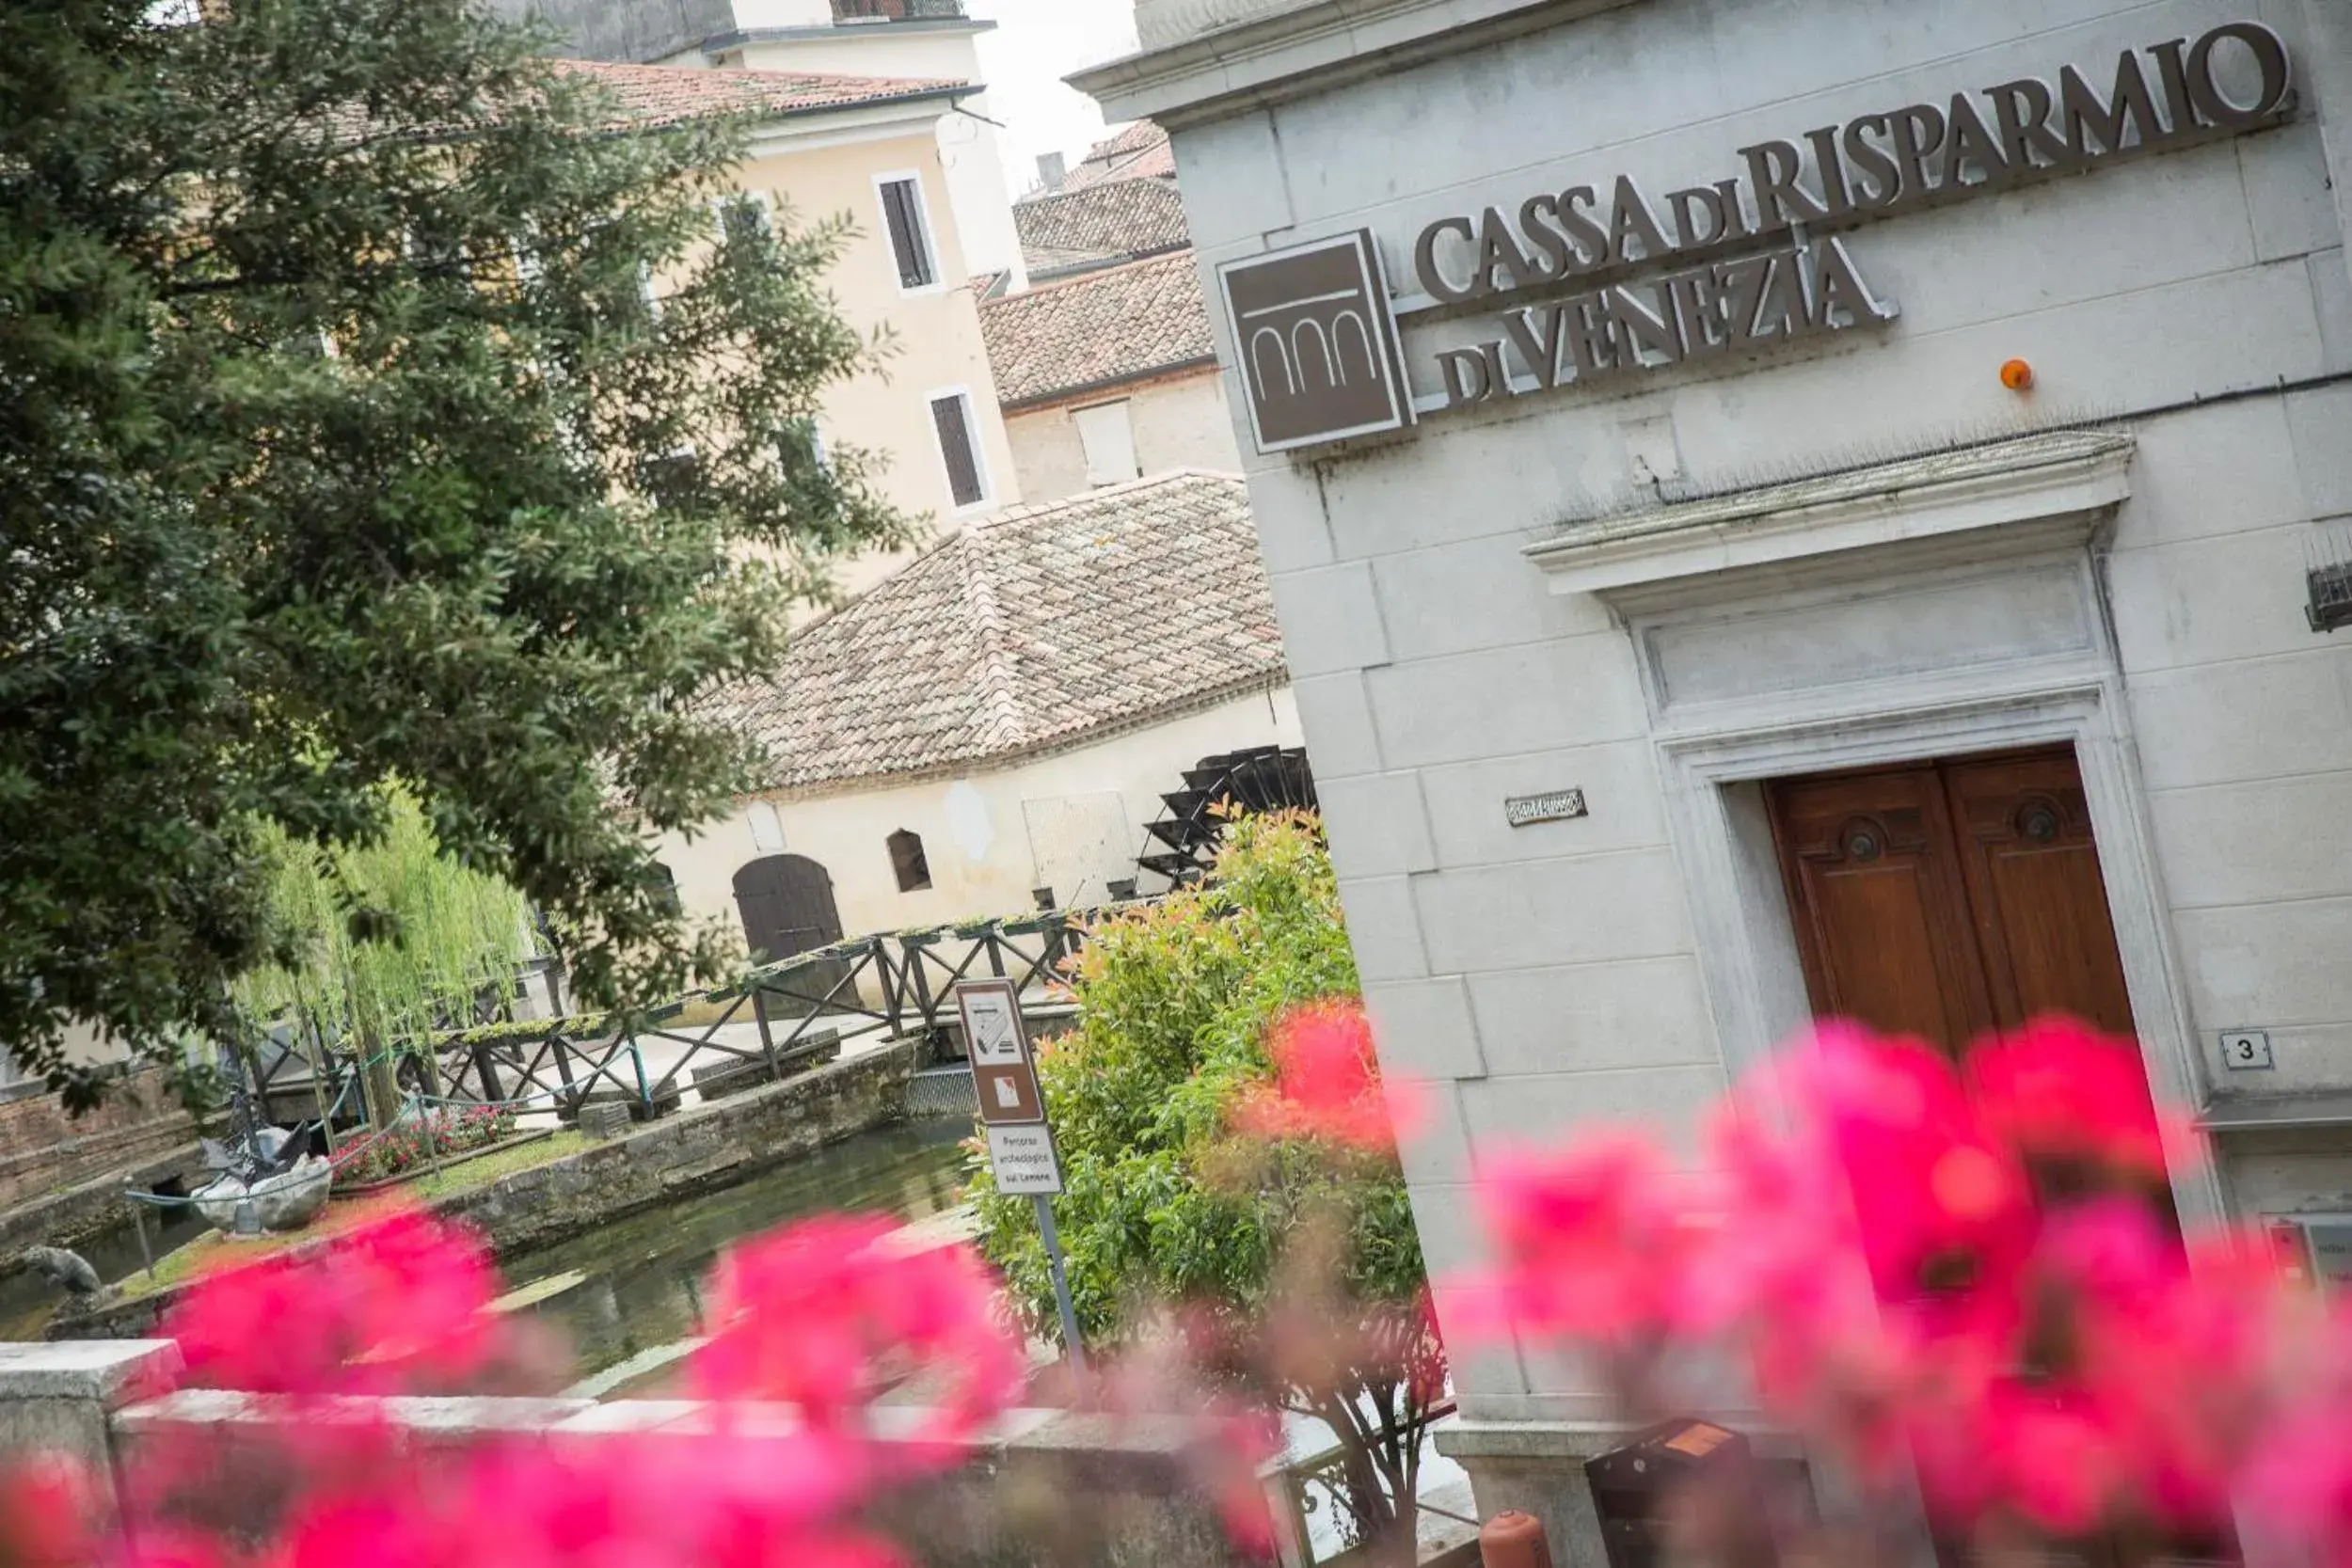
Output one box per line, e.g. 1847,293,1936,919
1505,788,1588,828
1214,21,2291,453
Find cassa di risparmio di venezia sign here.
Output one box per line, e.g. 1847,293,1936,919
1214,21,2292,454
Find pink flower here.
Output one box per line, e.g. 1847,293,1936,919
1966,1017,2181,1180
0,1457,100,1568
690,1215,1022,1451
1745,1025,2038,1338
160,1204,508,1399
1229,999,1420,1151
1468,1135,1690,1346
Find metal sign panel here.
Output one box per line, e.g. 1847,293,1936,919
1216,230,1414,455
983,1122,1065,1196
955,978,1046,1128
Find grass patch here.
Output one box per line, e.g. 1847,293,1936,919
401,1130,587,1201
111,1131,590,1304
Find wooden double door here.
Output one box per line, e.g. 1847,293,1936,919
1763,746,2137,1055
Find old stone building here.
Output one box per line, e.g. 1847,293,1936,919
1079,0,2352,1550
662,473,1302,958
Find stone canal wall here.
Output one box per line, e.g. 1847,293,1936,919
50,1041,921,1339
442,1037,919,1256
0,1069,199,1255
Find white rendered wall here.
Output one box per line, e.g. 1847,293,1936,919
735,35,1026,289
659,686,1300,950
1154,0,2352,1425
1001,372,1238,503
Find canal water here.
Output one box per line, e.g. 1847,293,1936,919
0,1204,207,1342
494,1119,975,1395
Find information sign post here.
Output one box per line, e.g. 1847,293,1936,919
954,978,1085,1379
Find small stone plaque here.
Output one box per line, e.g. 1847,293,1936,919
1505,788,1588,828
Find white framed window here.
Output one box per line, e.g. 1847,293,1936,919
1073,400,1140,487
747,800,786,853
778,416,829,477
927,388,991,510
710,190,776,245
873,171,940,293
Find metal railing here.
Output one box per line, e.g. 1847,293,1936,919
232,908,1104,1125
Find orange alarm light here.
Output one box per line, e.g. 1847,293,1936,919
1999,358,2035,391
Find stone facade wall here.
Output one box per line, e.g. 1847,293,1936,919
1147,0,2352,1443
0,1070,195,1215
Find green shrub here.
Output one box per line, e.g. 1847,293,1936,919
972,812,1436,1558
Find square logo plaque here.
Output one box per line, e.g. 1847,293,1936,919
1216,230,1413,454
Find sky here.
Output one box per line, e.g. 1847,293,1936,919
965,0,1141,199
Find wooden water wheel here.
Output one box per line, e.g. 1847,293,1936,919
1136,746,1317,890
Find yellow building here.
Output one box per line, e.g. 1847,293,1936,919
568,57,1022,597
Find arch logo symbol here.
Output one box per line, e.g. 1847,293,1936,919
1217,230,1413,453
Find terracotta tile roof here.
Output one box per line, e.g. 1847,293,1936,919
715,473,1278,792
550,58,967,128
980,251,1216,407
1058,120,1178,191
1014,178,1190,277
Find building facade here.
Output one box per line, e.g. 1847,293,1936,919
982,249,1236,502
564,58,1024,599
498,0,1025,293
984,120,1242,505
1080,0,2352,1550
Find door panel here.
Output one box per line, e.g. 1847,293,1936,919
733,854,850,1018
1764,766,1997,1053
1942,753,2137,1037
1765,747,2136,1054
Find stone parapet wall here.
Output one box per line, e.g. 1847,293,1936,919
0,1343,1257,1568
1134,0,1317,49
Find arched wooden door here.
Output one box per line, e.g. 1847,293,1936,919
733,854,843,967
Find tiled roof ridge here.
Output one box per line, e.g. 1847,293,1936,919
547,58,970,120
971,468,1236,531
984,246,1193,302
706,473,1275,792
1014,174,1171,217
953,527,1029,752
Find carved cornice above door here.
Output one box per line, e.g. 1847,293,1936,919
1523,430,2137,608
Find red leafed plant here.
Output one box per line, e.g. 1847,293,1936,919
1464,1019,2352,1564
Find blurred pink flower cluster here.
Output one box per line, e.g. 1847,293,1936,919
1469,1019,2352,1557
0,1203,1031,1568
1230,999,1421,1152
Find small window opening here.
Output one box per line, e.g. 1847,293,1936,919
888,829,931,893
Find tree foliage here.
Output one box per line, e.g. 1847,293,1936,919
0,0,910,1099
232,789,538,1059
972,813,1438,1558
